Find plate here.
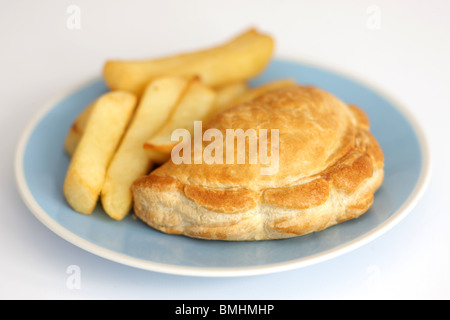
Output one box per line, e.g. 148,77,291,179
14,58,431,277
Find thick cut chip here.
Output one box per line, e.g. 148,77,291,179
63,91,137,215
101,76,189,220
103,29,274,96
143,78,216,163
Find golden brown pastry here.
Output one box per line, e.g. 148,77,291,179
131,85,384,240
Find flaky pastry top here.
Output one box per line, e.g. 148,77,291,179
153,85,367,190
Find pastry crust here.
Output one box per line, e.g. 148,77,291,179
131,85,384,240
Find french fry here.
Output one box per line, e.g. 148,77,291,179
206,81,249,121
101,76,189,220
63,91,137,215
103,28,274,96
64,103,94,156
231,79,296,106
143,77,216,163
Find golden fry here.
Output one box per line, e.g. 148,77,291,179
101,77,189,220
207,81,249,121
103,29,274,96
143,78,216,163
63,91,137,215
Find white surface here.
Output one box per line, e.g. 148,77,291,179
1,0,449,299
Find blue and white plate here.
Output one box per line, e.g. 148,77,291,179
14,59,431,277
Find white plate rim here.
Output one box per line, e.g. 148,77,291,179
14,57,432,277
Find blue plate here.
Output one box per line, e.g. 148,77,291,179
14,59,431,277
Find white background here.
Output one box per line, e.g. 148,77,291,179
1,0,449,299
